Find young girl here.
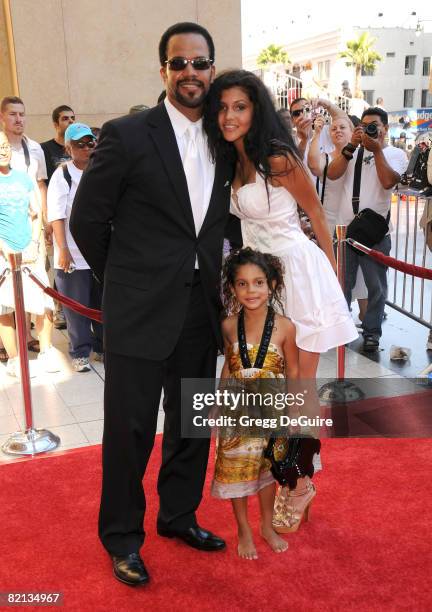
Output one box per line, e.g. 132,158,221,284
212,247,306,560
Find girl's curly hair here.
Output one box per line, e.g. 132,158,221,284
222,247,285,317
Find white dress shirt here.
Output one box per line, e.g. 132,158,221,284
164,98,215,234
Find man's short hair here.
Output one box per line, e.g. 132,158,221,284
52,105,74,123
361,106,388,126
289,97,307,111
1,96,24,113
158,22,215,66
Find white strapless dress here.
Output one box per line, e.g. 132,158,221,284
231,173,358,352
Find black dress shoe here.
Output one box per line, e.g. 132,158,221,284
112,553,149,586
157,524,226,551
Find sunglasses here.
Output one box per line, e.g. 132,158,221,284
165,57,214,71
291,107,311,117
72,140,96,149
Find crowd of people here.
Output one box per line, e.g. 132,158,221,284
0,19,415,586
287,95,408,350
0,97,103,373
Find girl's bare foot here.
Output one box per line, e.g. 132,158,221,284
260,525,288,553
237,526,258,560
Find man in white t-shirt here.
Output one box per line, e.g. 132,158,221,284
47,123,103,372
328,106,408,351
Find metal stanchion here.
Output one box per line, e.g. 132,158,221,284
319,226,364,404
1,252,60,456
336,224,347,380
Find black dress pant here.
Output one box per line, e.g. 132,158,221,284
99,276,217,556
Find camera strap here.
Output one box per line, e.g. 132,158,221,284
352,146,390,223
315,153,328,204
352,147,364,215
321,153,328,204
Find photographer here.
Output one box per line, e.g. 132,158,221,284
290,97,342,161
327,107,408,351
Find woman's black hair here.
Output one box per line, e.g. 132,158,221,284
203,70,302,180
222,247,285,316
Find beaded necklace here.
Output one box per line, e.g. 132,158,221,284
237,306,275,370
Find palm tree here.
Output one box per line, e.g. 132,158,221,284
339,32,382,93
257,44,290,68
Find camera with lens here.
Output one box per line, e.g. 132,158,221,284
364,123,378,139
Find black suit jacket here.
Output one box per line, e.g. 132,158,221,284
70,104,240,359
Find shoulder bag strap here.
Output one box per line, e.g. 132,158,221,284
62,164,72,191
320,153,329,204
21,138,30,172
352,146,364,215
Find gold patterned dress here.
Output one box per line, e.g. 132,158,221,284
211,341,285,499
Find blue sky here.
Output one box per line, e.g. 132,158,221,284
241,0,432,55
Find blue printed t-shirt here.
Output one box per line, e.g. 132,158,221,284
0,168,34,252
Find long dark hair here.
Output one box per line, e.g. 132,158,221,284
203,70,302,179
222,247,285,316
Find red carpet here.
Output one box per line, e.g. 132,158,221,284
1,438,432,611
323,390,432,437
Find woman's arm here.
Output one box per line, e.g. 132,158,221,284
30,190,42,242
307,115,327,177
283,319,299,380
327,126,363,180
23,190,42,263
270,155,336,272
312,97,348,121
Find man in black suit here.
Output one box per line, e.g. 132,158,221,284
70,22,238,586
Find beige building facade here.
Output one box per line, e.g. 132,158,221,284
1,0,242,141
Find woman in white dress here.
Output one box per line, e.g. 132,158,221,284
204,70,357,377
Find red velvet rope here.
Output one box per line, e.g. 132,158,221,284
24,239,432,324
348,240,432,280
368,250,432,279
24,269,103,322
43,286,103,322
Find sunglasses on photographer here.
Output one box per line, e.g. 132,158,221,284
165,57,214,71
291,107,311,117
72,140,96,149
